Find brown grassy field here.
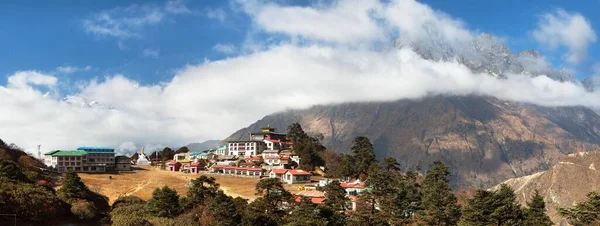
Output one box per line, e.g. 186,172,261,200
78,166,261,204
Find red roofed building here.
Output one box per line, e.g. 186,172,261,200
190,162,205,173
284,169,311,184
168,161,181,172
245,157,262,162
269,169,288,180
340,180,366,196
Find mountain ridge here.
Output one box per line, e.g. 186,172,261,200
225,95,600,188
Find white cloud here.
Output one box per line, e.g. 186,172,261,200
83,5,164,39
250,0,384,45
165,0,191,14
532,9,596,64
213,43,236,54
143,48,160,58
56,65,92,74
206,8,226,22
83,1,191,40
5,0,600,157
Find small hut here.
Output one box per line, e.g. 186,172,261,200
190,162,205,173
168,161,182,172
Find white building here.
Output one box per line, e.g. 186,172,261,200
44,146,116,172
268,169,312,184
227,140,265,156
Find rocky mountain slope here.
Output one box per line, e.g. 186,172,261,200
495,152,600,225
225,95,600,188
186,139,221,151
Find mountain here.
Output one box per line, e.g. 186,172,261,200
225,95,600,188
63,95,114,109
186,139,221,151
495,152,600,225
394,33,573,81
582,76,600,92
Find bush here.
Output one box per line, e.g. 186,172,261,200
0,176,67,221
110,202,151,226
71,200,97,220
112,196,146,210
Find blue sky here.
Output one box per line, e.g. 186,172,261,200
3,0,600,154
1,0,599,89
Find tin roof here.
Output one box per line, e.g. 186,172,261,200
77,146,114,151
47,150,88,156
287,169,311,176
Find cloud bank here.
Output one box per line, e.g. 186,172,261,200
2,0,599,156
532,9,596,64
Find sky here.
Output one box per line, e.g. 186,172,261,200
2,0,600,156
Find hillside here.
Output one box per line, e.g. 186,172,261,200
225,95,600,188
0,139,45,172
495,152,600,225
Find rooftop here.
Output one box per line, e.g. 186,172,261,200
296,190,325,197
46,150,88,156
77,146,114,151
287,169,312,176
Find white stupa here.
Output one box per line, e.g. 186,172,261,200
136,147,150,165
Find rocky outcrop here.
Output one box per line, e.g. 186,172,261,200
495,152,600,225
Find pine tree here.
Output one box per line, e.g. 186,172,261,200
186,175,219,207
383,157,400,172
490,184,523,226
287,123,325,171
160,147,176,161
58,170,89,199
348,191,388,226
349,136,376,176
458,185,524,226
208,191,242,226
324,180,349,211
523,190,553,226
419,161,461,226
559,191,600,226
458,189,494,225
340,154,357,179
367,163,420,225
286,201,329,226
146,186,180,217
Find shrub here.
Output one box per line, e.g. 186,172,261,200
71,200,97,220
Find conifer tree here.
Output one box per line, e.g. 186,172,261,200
419,161,461,226
350,136,376,176
323,180,349,211
348,191,388,226
458,184,524,226
147,186,180,217
523,190,553,226
383,157,401,172
208,191,241,226
559,191,600,226
490,184,524,225
287,123,325,171
58,170,89,199
286,200,329,226
186,175,219,207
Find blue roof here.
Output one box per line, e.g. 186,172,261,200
190,152,210,157
86,152,115,155
216,146,227,151
77,146,114,150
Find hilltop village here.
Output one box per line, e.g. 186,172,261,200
3,123,589,225
42,126,367,210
